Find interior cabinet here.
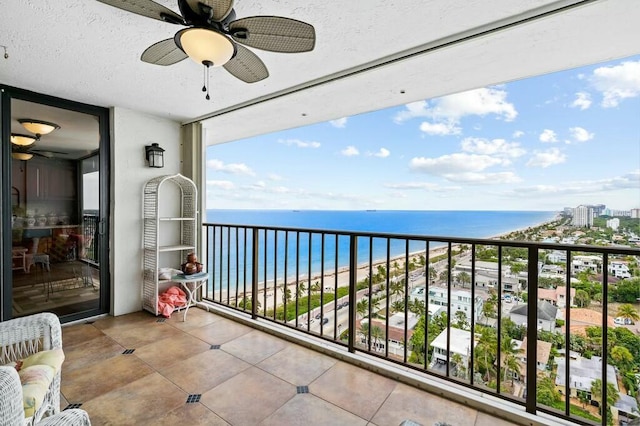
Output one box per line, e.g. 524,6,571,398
24,157,77,202
142,174,198,316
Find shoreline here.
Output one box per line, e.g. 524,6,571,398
208,215,561,311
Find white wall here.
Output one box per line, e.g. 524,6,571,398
110,107,181,316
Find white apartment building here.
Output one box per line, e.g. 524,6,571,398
411,286,484,323
632,208,640,219
430,328,478,367
609,261,631,279
571,255,601,275
571,205,593,227
606,217,620,231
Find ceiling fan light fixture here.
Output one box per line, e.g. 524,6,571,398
176,28,235,67
10,133,37,146
12,152,34,161
18,119,60,135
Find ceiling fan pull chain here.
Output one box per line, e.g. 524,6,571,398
205,63,211,101
202,65,207,93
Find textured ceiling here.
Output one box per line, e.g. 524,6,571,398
1,0,639,147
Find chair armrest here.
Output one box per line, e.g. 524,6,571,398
0,366,26,426
37,409,91,426
0,313,62,364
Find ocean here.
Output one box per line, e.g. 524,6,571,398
204,210,557,289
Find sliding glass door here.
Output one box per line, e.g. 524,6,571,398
1,87,110,322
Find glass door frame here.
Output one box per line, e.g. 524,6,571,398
1,85,111,322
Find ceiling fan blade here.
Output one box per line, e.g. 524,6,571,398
95,0,185,24
229,16,315,53
31,149,68,155
184,0,234,22
141,38,188,66
223,44,268,83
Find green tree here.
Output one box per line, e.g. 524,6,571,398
590,378,619,423
356,298,369,319
574,289,591,308
616,303,640,322
611,345,633,370
238,297,261,311
390,300,405,314
474,326,497,383
457,271,471,288
281,285,292,304
501,338,522,384
454,310,469,330
389,280,404,302
428,266,437,283
537,377,561,406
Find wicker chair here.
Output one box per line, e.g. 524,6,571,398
0,313,90,425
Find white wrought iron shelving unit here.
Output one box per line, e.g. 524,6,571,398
142,173,197,315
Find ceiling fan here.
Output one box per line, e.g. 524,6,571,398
95,0,316,99
11,119,67,160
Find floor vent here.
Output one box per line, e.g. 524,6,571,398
186,394,201,403
210,344,221,349
296,386,309,394
122,349,135,354
64,403,83,410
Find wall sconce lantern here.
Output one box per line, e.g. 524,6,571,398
145,143,165,168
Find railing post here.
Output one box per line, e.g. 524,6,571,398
251,228,259,320
348,235,358,353
526,246,539,414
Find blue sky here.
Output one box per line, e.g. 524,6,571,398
206,55,640,211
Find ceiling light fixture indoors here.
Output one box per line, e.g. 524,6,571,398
18,119,60,136
11,152,34,161
175,28,236,100
10,133,37,146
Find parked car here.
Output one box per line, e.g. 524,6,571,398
322,317,329,325
614,317,635,325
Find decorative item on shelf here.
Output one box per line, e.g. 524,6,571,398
144,143,164,168
25,216,36,227
181,252,204,276
60,212,69,225
36,215,48,227
48,212,58,226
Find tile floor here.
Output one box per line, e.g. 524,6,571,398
60,308,520,426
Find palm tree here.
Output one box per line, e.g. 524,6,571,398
428,266,437,283
389,280,404,302
590,378,619,420
356,298,369,319
296,281,307,298
376,264,387,279
501,338,522,384
474,327,497,383
390,300,405,314
370,325,385,351
616,303,640,323
454,310,469,330
281,285,292,304
457,271,471,288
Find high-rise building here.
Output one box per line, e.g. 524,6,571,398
606,218,620,230
631,208,640,219
571,205,593,227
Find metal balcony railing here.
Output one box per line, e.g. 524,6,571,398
201,222,640,426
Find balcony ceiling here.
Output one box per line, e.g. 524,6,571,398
1,0,639,147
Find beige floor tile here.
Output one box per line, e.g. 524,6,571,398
62,335,125,373
257,344,337,385
134,332,212,370
187,317,254,344
260,393,368,426
371,382,478,426
221,329,290,364
62,323,106,347
160,349,251,394
81,373,186,425
152,402,230,426
165,307,223,331
61,353,154,402
92,311,157,331
200,366,296,425
98,320,185,348
310,361,397,420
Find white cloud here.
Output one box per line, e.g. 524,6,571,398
526,148,566,168
206,180,235,190
570,92,592,110
384,182,461,192
409,153,508,175
419,121,461,136
278,138,321,148
442,171,520,184
590,60,640,107
393,87,517,125
341,146,359,156
539,129,558,143
568,126,594,143
330,117,348,128
460,137,526,158
369,148,390,158
268,173,283,181
392,100,429,123
206,159,256,176
504,170,640,197
512,130,524,138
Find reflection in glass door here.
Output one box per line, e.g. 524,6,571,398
10,99,102,318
